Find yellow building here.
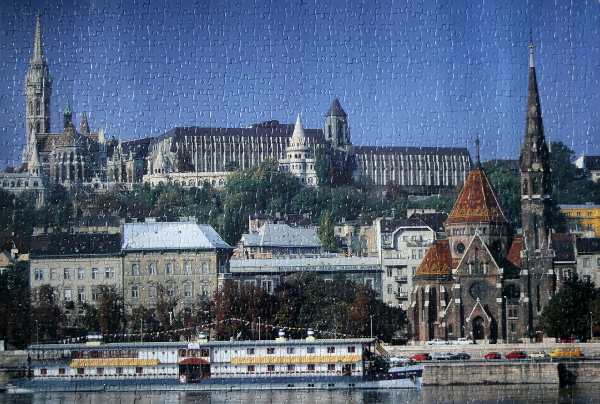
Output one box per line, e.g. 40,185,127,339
558,204,600,237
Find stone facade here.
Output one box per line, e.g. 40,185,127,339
121,222,233,314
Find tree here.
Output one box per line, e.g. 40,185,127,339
539,277,598,340
314,145,329,188
96,285,125,337
30,284,64,342
224,160,239,171
482,161,521,227
0,261,32,348
318,210,335,251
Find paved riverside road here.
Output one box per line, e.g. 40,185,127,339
385,341,600,360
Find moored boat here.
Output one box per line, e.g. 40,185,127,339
15,331,422,391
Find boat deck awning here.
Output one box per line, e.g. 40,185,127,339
179,358,210,365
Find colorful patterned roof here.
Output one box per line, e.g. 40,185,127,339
415,239,453,277
445,169,509,225
506,235,522,268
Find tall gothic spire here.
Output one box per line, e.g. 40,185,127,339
522,41,548,170
32,14,45,65
24,14,52,165
79,111,90,134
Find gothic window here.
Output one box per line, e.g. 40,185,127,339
522,179,528,194
532,178,539,194
35,101,40,115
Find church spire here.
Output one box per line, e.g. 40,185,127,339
32,14,45,65
63,96,72,129
79,111,90,134
24,14,52,165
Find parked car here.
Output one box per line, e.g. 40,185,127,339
559,337,579,343
455,352,471,360
549,347,583,357
529,351,549,359
428,338,449,345
454,338,474,345
410,352,432,361
484,352,502,360
389,355,412,366
505,351,527,359
433,352,457,360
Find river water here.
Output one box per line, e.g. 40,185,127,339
2,384,600,404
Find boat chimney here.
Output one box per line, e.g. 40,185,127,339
198,331,208,342
276,329,287,342
306,328,315,342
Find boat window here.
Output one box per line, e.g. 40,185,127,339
348,346,356,353
307,364,315,371
327,364,336,371
287,364,296,371
247,365,255,372
267,365,275,372
307,347,315,354
247,348,255,355
267,348,275,354
200,349,209,357
77,368,85,375
327,347,336,353
135,367,143,374
287,348,295,354
179,349,187,357
59,368,66,375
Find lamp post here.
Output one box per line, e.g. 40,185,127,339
591,312,594,341
36,320,39,345
258,317,261,341
370,315,374,339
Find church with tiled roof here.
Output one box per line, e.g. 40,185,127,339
410,43,556,343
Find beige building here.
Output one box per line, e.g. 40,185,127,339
29,232,123,325
122,221,232,314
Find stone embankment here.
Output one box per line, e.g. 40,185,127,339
0,350,28,389
387,342,600,385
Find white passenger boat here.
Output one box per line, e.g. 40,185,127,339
15,331,422,391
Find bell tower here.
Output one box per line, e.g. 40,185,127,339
519,42,555,332
24,14,52,166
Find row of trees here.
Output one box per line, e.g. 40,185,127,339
213,274,408,341
0,261,408,347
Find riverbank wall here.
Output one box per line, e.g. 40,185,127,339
422,361,600,385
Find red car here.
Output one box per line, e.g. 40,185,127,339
410,353,432,361
484,352,502,360
505,351,527,359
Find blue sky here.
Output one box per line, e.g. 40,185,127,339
0,0,598,169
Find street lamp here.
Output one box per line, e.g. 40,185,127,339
370,315,374,339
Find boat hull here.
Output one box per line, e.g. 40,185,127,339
14,368,422,392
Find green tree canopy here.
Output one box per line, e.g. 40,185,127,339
539,277,598,340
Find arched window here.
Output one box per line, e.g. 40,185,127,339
35,101,41,115
522,179,528,194
532,178,539,194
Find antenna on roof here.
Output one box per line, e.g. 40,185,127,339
475,137,481,169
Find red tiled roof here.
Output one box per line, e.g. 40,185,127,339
507,235,522,268
445,169,509,225
415,239,453,276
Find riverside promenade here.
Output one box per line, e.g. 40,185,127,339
387,341,600,385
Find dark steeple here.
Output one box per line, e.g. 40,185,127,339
326,97,347,117
324,98,350,148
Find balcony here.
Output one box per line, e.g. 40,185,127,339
395,292,408,300
394,275,408,282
